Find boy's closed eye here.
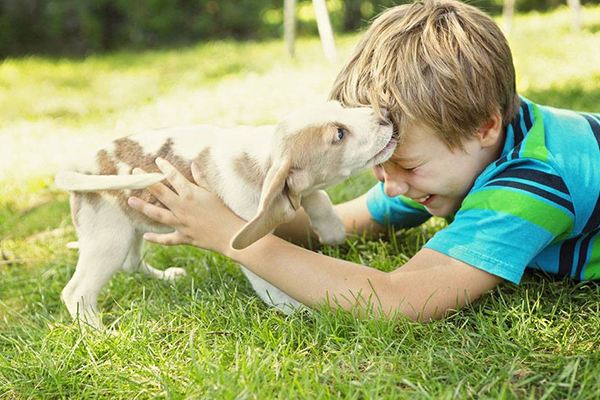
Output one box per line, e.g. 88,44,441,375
392,162,423,172
381,162,422,177
386,153,424,170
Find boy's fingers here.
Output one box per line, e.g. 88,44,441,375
130,165,179,206
155,157,191,194
143,231,190,246
147,181,179,206
191,161,210,190
128,197,176,225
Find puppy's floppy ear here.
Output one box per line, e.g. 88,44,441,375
231,158,301,250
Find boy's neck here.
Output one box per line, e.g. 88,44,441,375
495,128,508,160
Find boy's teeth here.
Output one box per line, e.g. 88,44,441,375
417,195,431,202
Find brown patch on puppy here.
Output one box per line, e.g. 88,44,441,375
113,137,189,178
233,152,267,187
193,148,219,192
85,137,223,226
97,149,118,175
92,137,193,226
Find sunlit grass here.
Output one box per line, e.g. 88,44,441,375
1,6,600,399
509,7,600,111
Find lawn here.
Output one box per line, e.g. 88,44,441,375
1,6,600,399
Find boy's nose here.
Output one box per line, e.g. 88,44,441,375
373,164,410,197
383,178,409,197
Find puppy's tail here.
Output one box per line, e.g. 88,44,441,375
54,171,165,192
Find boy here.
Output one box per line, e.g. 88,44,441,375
128,0,600,320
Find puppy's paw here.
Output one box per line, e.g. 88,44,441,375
301,190,346,245
163,267,187,282
314,221,346,245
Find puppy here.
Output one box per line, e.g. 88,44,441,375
55,101,396,328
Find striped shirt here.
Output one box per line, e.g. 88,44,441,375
366,98,600,284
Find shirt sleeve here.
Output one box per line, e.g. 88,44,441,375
425,163,575,284
366,182,432,229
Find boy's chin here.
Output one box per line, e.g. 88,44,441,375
424,199,460,217
427,208,450,217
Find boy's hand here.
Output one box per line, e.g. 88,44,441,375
127,158,244,253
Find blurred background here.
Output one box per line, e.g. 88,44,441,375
1,0,598,56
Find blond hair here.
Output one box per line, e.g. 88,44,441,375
330,0,520,149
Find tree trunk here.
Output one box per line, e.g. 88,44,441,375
284,0,296,57
567,0,583,31
502,0,516,34
313,0,336,63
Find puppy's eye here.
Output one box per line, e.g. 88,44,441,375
334,127,346,143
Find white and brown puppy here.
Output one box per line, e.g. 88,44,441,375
55,101,396,328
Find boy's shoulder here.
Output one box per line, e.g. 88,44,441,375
481,97,598,176
465,97,599,236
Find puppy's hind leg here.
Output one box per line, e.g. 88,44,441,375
240,267,304,314
123,232,187,282
61,202,134,329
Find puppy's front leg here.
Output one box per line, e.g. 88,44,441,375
301,190,346,245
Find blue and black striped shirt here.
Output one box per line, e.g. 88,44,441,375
367,98,600,283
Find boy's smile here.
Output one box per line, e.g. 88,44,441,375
373,118,504,217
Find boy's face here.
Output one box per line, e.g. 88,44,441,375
373,121,503,217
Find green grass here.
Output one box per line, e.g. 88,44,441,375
2,6,600,399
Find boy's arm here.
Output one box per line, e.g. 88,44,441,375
130,159,501,321
227,234,502,321
246,195,498,320
274,193,387,246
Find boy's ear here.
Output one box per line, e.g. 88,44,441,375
477,110,503,147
